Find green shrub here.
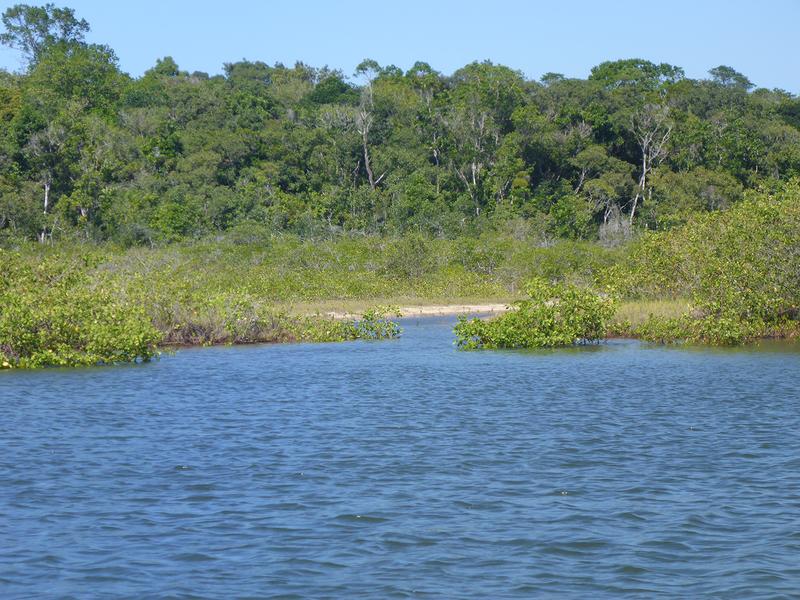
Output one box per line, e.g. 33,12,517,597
354,305,402,339
0,251,161,368
455,278,615,349
609,179,800,344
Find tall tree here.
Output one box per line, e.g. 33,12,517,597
589,59,684,91
0,3,89,67
354,59,386,190
709,65,753,90
446,61,525,215
24,122,66,241
629,103,673,224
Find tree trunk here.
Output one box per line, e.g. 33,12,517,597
39,181,51,244
471,161,480,216
363,129,376,190
630,154,647,225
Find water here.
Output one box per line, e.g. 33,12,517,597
2,316,800,599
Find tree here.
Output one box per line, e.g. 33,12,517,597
59,115,140,232
354,59,386,190
629,103,673,224
307,75,357,105
569,144,634,225
24,42,125,117
406,62,446,187
0,33,796,244
354,58,381,85
589,59,684,91
445,61,525,215
24,121,67,241
147,56,181,78
709,65,753,90
540,72,565,86
0,3,89,67
648,167,744,228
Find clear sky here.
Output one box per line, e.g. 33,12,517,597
1,0,798,92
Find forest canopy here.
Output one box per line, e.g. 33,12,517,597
1,3,799,246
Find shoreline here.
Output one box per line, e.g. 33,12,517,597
322,303,512,320
156,304,513,351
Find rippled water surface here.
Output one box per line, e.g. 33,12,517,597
2,316,800,598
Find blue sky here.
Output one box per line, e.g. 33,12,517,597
1,0,798,92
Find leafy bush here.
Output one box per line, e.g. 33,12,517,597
0,246,404,368
0,251,161,368
454,278,615,349
354,305,402,339
610,180,800,344
633,314,763,346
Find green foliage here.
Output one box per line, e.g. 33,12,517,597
1,3,89,65
0,250,161,368
549,194,594,238
0,230,628,368
2,4,799,356
709,65,753,90
454,278,615,349
609,181,800,344
589,58,684,90
0,243,414,368
25,41,125,115
147,294,399,347
306,75,357,105
2,4,796,244
633,314,763,346
646,167,744,228
352,305,402,340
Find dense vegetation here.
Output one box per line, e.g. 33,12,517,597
0,251,160,367
454,278,615,349
455,180,800,349
612,180,800,344
1,4,799,365
3,181,797,367
1,4,799,246
0,243,411,367
0,235,621,367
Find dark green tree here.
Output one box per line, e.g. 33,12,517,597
0,3,89,66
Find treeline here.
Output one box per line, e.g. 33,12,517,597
1,4,800,245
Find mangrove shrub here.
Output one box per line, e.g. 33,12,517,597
609,180,800,344
0,250,162,368
454,278,615,349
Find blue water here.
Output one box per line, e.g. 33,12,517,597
2,316,800,599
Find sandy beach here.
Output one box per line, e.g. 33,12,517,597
324,303,512,320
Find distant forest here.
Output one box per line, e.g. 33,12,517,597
1,3,799,244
